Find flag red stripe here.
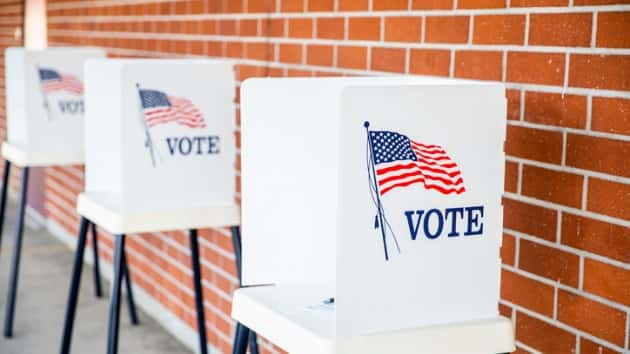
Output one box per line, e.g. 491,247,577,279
378,170,464,190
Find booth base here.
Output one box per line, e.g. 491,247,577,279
232,285,515,354
77,192,240,234
1,142,83,167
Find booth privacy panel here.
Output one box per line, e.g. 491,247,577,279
336,84,505,336
84,59,236,212
5,47,105,154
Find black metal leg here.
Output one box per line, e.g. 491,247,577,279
59,217,90,354
232,323,250,354
3,166,28,338
248,331,260,354
122,249,139,325
90,222,103,298
106,235,125,354
0,160,11,256
230,226,259,354
189,229,208,354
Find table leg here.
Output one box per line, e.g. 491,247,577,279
189,229,208,354
230,226,259,354
90,222,103,298
3,167,29,338
106,234,125,354
59,217,90,354
122,249,139,325
0,160,11,257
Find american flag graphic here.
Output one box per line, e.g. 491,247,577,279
38,68,83,96
369,130,466,196
139,89,206,129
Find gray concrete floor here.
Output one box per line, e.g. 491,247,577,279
0,201,192,354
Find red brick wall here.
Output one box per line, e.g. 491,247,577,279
13,0,630,353
0,1,24,192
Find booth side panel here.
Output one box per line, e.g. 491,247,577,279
84,60,124,200
240,78,343,288
5,48,27,147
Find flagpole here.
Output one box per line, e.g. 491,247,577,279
135,83,157,167
364,121,389,261
36,65,51,121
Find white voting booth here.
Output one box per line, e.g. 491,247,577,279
60,59,240,354
233,77,514,354
1,47,107,339
80,59,238,233
3,47,105,165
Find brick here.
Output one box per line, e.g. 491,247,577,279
373,0,409,10
524,92,587,129
226,0,244,13
279,43,302,64
569,54,630,91
562,213,630,263
575,0,630,4
306,44,333,66
454,50,503,81
348,17,381,41
248,0,275,12
282,0,303,12
587,178,630,221
529,13,592,47
337,45,367,70
371,47,406,73
473,15,525,45
580,338,622,354
592,97,630,136
458,0,506,8
411,0,453,9
316,17,344,39
501,233,516,266
520,239,580,287
566,134,630,178
339,0,369,10
245,42,271,60
288,18,313,38
521,165,583,208
511,0,567,5
409,49,451,77
584,259,630,307
239,19,258,36
503,198,558,241
499,302,512,318
501,269,555,316
504,161,518,193
505,125,563,164
308,0,334,11
384,16,422,43
507,52,565,86
506,89,521,120
218,19,237,35
557,290,627,346
425,16,470,44
264,19,285,37
597,12,630,48
515,312,577,353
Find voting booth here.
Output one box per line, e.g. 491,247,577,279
0,47,108,339
232,77,514,354
60,59,244,354
4,47,105,164
80,58,237,227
